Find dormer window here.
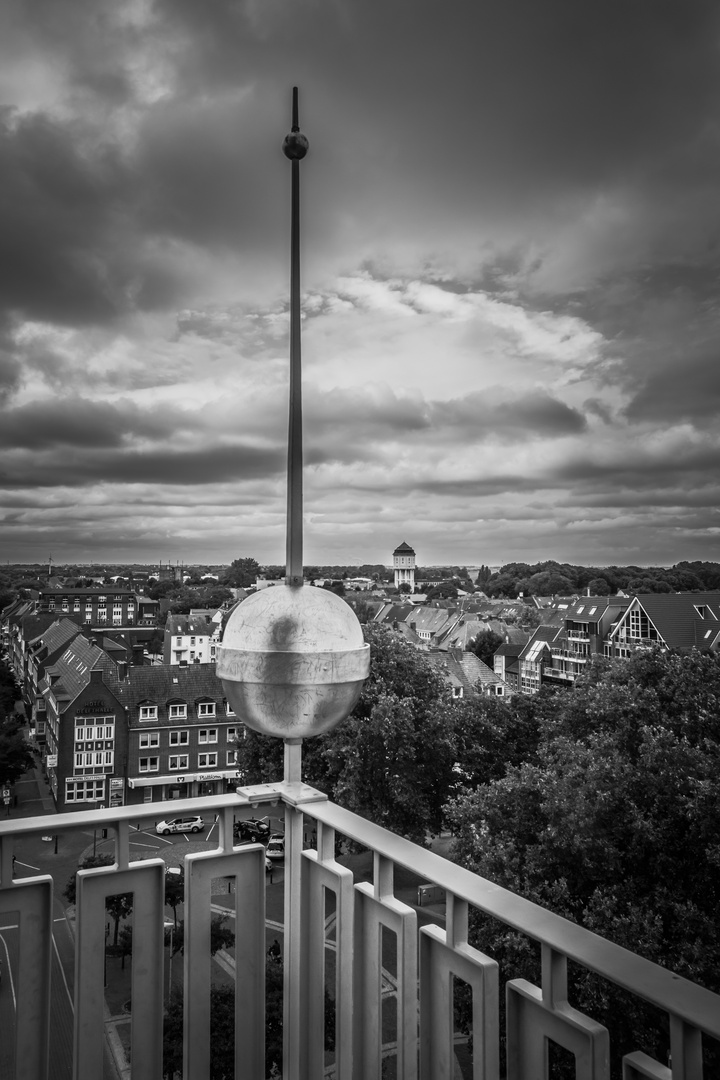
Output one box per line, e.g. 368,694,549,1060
695,605,707,619
169,703,187,719
139,705,158,721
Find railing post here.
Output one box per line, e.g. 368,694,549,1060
283,738,305,1079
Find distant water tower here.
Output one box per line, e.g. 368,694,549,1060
393,541,416,592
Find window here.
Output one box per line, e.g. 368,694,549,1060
169,755,189,770
226,750,237,766
225,701,235,716
198,752,217,768
139,757,159,772
176,637,182,645
99,596,106,603
66,779,105,803
227,728,237,742
169,730,189,745
139,731,159,748
198,703,216,717
198,728,217,743
169,704,187,719
190,637,196,645
139,706,158,721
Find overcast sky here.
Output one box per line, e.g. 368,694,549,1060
2,0,720,569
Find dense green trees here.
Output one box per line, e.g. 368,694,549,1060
0,717,33,787
446,649,720,1072
467,629,504,668
483,559,720,598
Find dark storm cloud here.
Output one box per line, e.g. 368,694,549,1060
557,446,720,487
0,398,185,449
0,110,187,326
0,442,284,488
306,387,586,446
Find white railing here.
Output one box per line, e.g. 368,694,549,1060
1,786,719,1080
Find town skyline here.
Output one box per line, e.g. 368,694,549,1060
2,3,720,567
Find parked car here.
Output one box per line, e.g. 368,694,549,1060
266,834,285,861
233,817,271,843
156,816,205,836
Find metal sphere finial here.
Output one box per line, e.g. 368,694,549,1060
283,86,309,159
283,132,309,160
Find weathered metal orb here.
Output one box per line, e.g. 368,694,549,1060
217,584,370,739
282,132,309,160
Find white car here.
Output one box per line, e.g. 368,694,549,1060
266,834,285,860
156,816,205,836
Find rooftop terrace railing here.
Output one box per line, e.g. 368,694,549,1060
1,786,719,1080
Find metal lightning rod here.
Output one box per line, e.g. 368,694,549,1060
283,87,309,587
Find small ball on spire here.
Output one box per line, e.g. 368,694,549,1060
283,131,309,160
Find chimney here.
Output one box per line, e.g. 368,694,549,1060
117,660,128,681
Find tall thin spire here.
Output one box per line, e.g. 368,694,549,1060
282,88,309,587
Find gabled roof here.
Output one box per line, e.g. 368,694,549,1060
29,617,83,661
41,637,111,706
404,606,456,636
519,625,563,661
616,592,720,650
19,613,62,640
495,642,524,658
165,614,214,636
393,541,416,555
108,663,226,718
425,649,509,695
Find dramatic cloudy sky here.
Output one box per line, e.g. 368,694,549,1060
2,0,720,568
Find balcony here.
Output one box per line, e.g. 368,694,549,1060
1,787,719,1080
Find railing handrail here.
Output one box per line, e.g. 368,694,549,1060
3,787,719,1043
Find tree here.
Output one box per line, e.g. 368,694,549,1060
163,984,236,1080
467,629,504,668
445,649,720,1074
0,719,34,786
221,557,261,589
425,582,458,601
587,577,611,595
64,854,133,945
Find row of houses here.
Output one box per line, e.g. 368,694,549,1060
500,592,720,694
1,606,242,812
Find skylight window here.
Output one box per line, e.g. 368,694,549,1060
589,606,597,615
576,605,585,614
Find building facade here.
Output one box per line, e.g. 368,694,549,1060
163,613,220,666
393,541,416,592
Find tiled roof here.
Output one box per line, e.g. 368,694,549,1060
426,649,508,695
19,613,62,640
519,625,563,660
393,541,416,555
405,606,456,635
495,642,524,658
107,663,226,719
42,637,109,706
30,617,83,656
627,592,720,649
165,614,214,636
504,627,531,645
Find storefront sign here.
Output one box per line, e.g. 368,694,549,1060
46,754,58,768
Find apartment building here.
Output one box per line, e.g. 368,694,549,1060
163,613,220,666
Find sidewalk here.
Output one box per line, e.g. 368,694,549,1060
14,762,56,815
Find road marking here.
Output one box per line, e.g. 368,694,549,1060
15,860,40,871
154,834,174,846
52,930,74,1013
0,933,17,1009
0,924,19,931
129,841,161,849
206,820,217,841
